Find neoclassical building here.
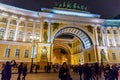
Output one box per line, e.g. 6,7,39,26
0,3,120,70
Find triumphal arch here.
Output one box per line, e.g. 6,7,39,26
0,3,120,70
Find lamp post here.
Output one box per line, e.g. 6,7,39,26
30,36,39,73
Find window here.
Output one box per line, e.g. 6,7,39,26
35,33,39,41
1,17,8,23
109,39,112,46
26,32,32,41
88,53,91,61
18,31,23,40
107,30,110,34
24,50,29,58
115,39,118,46
9,30,15,39
10,19,17,25
113,30,117,34
4,48,10,58
112,53,116,60
27,21,33,27
15,49,20,58
0,28,5,38
19,21,25,26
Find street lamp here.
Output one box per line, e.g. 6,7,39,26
30,36,39,73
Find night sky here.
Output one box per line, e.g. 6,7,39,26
0,0,120,19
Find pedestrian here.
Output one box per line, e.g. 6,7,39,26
1,60,16,80
78,64,83,80
22,64,27,80
59,62,72,80
83,63,92,80
17,62,24,80
35,65,39,73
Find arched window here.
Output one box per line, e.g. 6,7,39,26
10,19,17,25
26,32,32,41
1,17,8,23
8,29,15,39
19,21,25,26
0,28,5,38
18,30,23,40
35,33,39,41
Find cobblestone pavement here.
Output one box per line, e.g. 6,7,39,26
0,72,105,80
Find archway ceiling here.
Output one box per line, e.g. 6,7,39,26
56,34,74,39
54,27,92,49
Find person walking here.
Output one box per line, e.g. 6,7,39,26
22,64,27,80
78,64,83,80
59,62,72,80
17,62,24,80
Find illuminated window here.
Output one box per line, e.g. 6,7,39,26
15,49,20,58
24,50,29,58
18,31,23,40
109,39,112,46
35,33,39,41
26,32,32,41
9,30,15,39
4,48,10,58
0,28,5,38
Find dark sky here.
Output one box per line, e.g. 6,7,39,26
0,0,120,19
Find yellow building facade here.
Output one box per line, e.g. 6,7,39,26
0,3,120,70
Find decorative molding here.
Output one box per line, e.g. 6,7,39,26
0,40,32,46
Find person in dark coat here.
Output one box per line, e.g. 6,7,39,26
35,65,39,73
94,62,99,80
1,60,16,80
111,65,118,80
17,62,24,80
78,64,83,80
83,63,92,80
22,64,27,80
59,62,72,80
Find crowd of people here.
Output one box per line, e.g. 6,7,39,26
71,63,120,80
1,60,120,80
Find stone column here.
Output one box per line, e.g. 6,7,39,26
100,26,105,46
104,28,109,46
94,25,99,62
39,19,43,42
50,43,53,62
4,15,11,40
94,25,99,46
47,21,51,43
14,17,20,41
111,28,116,46
32,21,36,41
23,19,27,42
117,28,120,46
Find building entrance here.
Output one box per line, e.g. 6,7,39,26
52,26,93,65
